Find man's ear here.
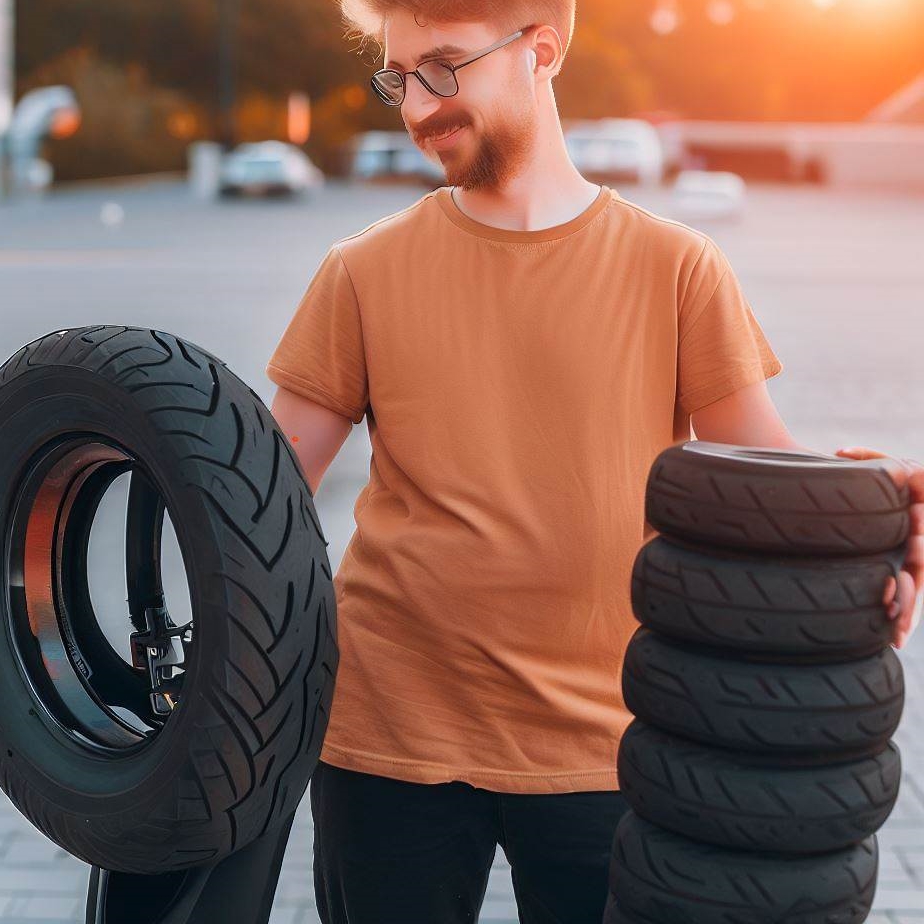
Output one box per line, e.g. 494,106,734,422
531,25,562,77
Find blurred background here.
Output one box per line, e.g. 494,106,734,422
2,0,924,190
1,1,923,923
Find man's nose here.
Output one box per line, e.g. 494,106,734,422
401,72,442,119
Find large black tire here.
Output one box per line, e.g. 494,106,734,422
631,535,902,660
622,628,904,759
645,441,909,556
617,720,901,853
609,812,878,924
0,325,337,873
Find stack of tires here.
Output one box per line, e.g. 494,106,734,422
604,441,910,924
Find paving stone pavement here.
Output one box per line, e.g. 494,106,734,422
0,177,922,922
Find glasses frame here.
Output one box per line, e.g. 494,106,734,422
371,25,535,107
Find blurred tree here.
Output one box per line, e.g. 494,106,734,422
237,89,286,141
20,44,204,180
555,27,653,117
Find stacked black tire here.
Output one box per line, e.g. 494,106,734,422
604,441,910,924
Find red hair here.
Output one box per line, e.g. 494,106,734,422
339,0,576,64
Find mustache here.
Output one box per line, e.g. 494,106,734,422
413,120,470,141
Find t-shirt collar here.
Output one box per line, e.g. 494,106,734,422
434,184,613,244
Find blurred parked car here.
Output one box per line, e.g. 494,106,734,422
670,169,746,221
218,141,325,197
349,130,444,185
565,118,664,186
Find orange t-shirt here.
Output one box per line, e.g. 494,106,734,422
265,184,783,794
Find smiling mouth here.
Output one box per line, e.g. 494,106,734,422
427,125,466,143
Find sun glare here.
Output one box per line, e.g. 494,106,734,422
811,0,906,7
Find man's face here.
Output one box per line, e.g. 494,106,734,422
382,12,538,191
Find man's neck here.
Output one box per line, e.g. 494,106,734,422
450,176,603,233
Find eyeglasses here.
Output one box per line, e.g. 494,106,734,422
370,25,534,107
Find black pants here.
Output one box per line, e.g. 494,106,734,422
310,759,630,924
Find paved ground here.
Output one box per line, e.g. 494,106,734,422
0,175,922,922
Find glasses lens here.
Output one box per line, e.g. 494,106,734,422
371,70,405,105
417,61,457,97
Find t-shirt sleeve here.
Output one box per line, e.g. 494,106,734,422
676,237,783,416
265,246,369,425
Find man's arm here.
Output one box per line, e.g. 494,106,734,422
269,385,354,495
689,378,806,450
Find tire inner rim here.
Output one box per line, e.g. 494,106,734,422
5,435,195,753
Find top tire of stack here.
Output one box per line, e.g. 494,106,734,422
645,442,910,557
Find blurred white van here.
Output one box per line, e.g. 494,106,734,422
218,141,325,197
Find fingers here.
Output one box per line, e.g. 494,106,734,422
829,448,923,648
883,574,897,608
905,533,924,597
905,463,924,506
834,448,909,490
910,501,924,536
835,446,886,459
893,569,918,649
881,457,911,491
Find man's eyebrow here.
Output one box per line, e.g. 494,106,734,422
385,43,469,71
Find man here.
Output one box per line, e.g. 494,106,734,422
265,3,924,922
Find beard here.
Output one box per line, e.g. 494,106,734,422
420,102,537,191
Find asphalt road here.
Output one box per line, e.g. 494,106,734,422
0,175,922,923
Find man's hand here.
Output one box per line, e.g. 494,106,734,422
834,447,924,650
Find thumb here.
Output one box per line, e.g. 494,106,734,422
835,446,887,459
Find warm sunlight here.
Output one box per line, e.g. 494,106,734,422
812,0,906,8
